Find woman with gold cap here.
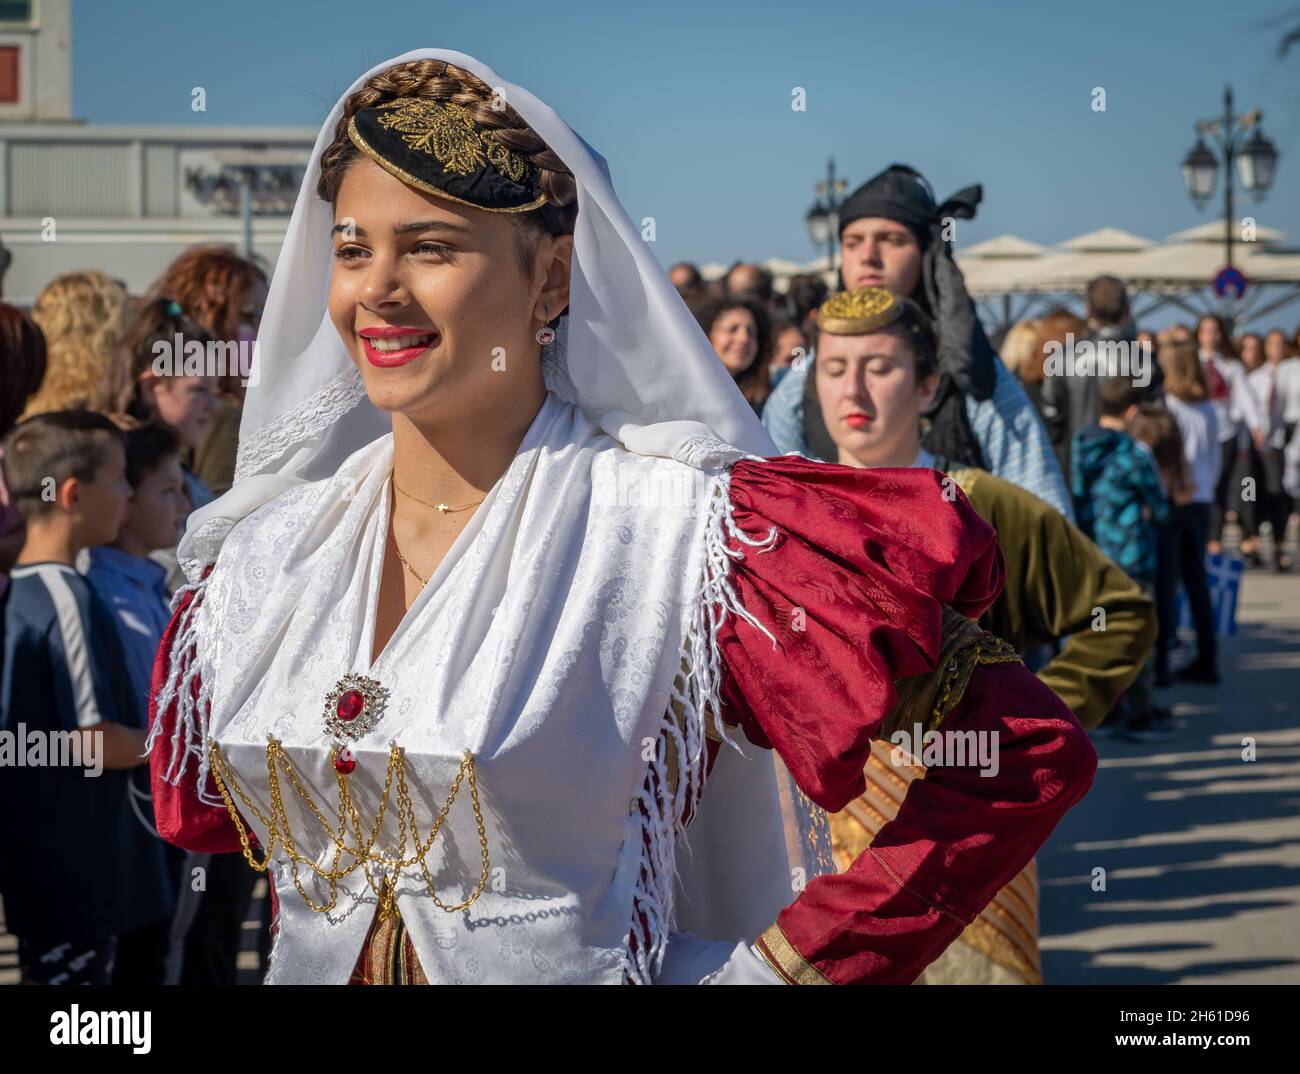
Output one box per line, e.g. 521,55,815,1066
810,286,1154,984
147,49,1096,984
761,164,1073,518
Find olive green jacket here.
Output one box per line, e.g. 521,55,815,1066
946,466,1156,731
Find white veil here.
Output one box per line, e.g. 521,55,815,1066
163,50,836,978
178,46,777,574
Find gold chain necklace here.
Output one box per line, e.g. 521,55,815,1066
392,475,484,514
388,476,483,590
207,737,490,922
389,530,429,589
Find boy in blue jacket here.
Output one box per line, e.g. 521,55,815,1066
1072,376,1173,741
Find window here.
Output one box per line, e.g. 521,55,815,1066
0,2,33,24
0,45,18,104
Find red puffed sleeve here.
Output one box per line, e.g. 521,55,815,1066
715,456,1097,985
148,570,243,854
718,456,1005,810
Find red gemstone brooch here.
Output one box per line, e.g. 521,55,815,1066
323,673,387,771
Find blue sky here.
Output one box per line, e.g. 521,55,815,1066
74,0,1300,271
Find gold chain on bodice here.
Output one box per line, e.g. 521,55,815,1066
207,737,490,921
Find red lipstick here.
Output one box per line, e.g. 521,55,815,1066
358,325,439,368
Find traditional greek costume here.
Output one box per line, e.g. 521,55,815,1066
147,49,1096,985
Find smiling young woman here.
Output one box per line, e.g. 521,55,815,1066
145,50,1096,987
317,74,576,651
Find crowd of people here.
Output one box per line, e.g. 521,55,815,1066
673,187,1300,750
0,143,1295,986
0,246,269,984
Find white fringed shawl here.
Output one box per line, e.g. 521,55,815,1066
146,44,837,983
149,393,829,984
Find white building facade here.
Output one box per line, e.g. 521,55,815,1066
0,0,314,306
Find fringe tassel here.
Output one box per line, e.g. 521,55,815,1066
144,572,221,807
622,466,780,984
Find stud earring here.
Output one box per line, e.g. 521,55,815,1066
536,306,555,346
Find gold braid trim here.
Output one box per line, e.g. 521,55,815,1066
879,606,1022,742
755,921,832,985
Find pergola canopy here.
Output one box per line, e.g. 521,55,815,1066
695,220,1300,335
954,220,1300,334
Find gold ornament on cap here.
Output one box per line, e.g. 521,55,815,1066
345,97,548,215
818,287,906,335
373,97,529,181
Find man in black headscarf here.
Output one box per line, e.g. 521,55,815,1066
825,166,994,465
766,163,1071,517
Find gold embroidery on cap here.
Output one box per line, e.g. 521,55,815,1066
480,133,528,183
347,118,549,214
818,287,905,335
373,98,530,183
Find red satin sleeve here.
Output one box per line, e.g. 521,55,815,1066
715,456,1096,984
717,456,1005,812
771,664,1094,983
147,572,244,855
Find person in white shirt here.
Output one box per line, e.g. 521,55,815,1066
1246,329,1300,571
1235,331,1268,563
1197,315,1264,552
1238,332,1265,372
1158,341,1221,684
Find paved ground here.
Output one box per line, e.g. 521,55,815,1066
1039,565,1300,984
0,878,266,986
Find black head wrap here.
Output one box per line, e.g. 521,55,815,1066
348,97,570,236
810,163,995,468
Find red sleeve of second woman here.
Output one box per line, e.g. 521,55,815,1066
714,456,1095,984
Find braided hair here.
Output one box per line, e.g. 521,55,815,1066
317,59,578,279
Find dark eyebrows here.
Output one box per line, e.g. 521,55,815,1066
395,220,471,237
330,220,472,239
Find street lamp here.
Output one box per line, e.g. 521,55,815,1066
805,202,830,245
1237,128,1279,193
1181,138,1217,207
1180,85,1279,275
805,159,847,274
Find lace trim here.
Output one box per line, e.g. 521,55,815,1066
178,518,234,587
234,366,368,483
671,434,748,471
622,466,779,984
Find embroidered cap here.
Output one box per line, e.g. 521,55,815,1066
817,287,914,335
347,96,569,234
